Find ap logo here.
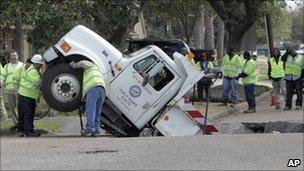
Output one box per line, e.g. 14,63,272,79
287,159,301,167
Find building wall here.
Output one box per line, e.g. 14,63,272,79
0,27,33,62
131,12,147,39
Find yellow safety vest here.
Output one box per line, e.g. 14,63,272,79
83,65,106,97
3,62,25,91
222,55,242,78
18,65,41,100
207,61,214,69
197,61,214,70
269,57,285,78
285,55,303,76
242,59,258,85
14,67,27,90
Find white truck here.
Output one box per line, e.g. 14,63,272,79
42,25,219,137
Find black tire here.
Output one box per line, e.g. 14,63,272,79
42,63,83,112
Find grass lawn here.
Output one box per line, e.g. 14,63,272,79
3,93,78,117
0,119,62,132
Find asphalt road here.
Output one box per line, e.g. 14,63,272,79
1,134,303,170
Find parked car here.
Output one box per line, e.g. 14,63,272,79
126,39,190,59
256,48,269,57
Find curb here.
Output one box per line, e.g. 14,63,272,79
208,91,271,122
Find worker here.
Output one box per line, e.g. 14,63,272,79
268,48,285,109
236,51,258,113
0,63,8,118
15,57,32,132
219,48,243,107
2,50,25,130
281,48,304,110
18,54,43,137
197,52,214,102
71,60,106,137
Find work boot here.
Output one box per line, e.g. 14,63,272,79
295,105,302,110
283,106,291,111
218,102,227,107
9,125,18,132
81,129,92,136
243,107,256,114
91,132,100,137
24,131,41,137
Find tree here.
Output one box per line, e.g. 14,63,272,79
291,5,304,43
215,16,225,60
256,3,292,45
0,0,34,61
1,0,147,51
26,1,78,50
85,0,147,48
191,3,205,49
146,0,203,44
204,2,216,50
207,0,267,51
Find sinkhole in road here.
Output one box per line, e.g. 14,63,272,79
217,121,304,134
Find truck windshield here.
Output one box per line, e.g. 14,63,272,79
133,55,174,91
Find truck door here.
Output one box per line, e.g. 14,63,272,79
108,51,179,126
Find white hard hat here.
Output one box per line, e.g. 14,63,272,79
31,54,43,64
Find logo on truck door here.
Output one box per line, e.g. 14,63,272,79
129,85,142,98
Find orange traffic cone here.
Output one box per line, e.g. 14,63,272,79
270,91,277,106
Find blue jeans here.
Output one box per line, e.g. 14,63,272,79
197,80,211,100
85,86,106,134
19,95,36,134
221,77,238,104
244,84,256,108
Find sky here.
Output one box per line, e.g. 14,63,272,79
285,0,303,11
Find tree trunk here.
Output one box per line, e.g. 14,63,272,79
227,29,243,53
265,14,274,57
109,26,130,50
191,4,205,49
216,17,224,60
13,9,23,61
204,10,215,50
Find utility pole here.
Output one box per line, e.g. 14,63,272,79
265,13,274,57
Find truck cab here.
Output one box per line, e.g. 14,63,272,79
42,25,216,136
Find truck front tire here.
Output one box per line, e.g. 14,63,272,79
42,63,83,112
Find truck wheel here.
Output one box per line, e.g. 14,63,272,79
42,63,83,112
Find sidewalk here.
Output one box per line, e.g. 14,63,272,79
194,80,273,121
212,78,273,88
209,79,303,124
217,94,303,124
